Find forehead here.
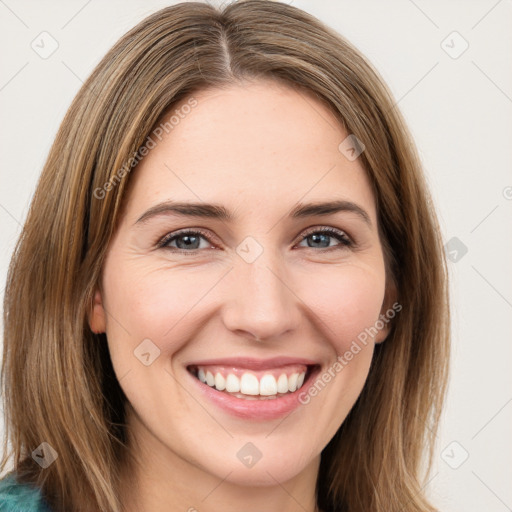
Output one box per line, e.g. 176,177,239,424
122,79,376,223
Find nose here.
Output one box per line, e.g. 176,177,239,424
221,248,303,342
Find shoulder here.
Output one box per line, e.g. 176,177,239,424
0,472,52,512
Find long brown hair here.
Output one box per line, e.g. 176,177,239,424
1,1,450,510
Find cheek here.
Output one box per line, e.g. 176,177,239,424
296,263,386,351
127,267,221,327
102,260,220,353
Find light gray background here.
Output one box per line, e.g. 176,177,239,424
1,1,511,510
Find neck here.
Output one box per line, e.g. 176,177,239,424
119,408,321,512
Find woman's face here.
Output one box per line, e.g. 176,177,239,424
90,79,392,486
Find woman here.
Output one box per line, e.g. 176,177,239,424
0,1,450,511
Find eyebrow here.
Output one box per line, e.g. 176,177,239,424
134,199,372,227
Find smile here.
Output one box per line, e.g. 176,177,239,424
189,364,309,399
185,357,320,419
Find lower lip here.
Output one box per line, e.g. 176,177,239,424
188,367,320,421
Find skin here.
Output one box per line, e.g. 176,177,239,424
89,78,393,512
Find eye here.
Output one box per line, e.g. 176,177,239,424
296,226,354,250
157,229,214,254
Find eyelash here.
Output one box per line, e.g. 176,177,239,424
156,226,354,255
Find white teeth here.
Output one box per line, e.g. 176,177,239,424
195,368,308,397
276,373,289,393
259,374,278,396
288,373,298,392
240,373,260,395
225,374,240,393
205,371,215,387
214,372,226,391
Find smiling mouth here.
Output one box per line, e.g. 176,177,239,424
187,364,318,400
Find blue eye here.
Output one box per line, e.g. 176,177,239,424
157,227,354,254
298,227,353,249
158,229,212,253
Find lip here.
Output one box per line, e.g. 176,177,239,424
185,356,319,370
185,357,321,421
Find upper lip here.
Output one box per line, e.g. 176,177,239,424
186,356,320,371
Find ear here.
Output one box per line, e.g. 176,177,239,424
88,287,106,334
374,281,399,344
